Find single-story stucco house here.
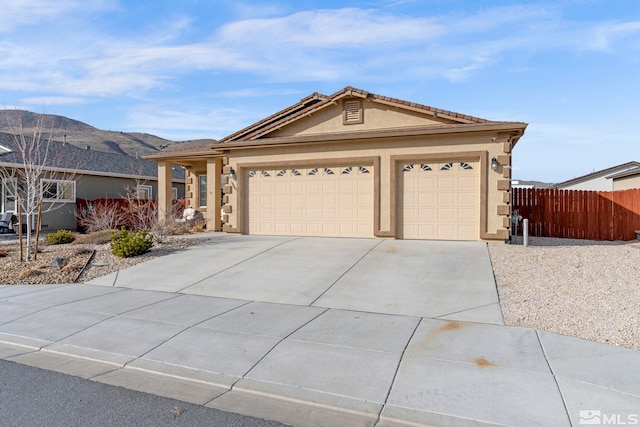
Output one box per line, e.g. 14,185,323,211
555,161,640,191
0,133,185,231
147,87,527,241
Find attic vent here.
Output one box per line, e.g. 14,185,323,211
343,100,363,124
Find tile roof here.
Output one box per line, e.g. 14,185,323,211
218,86,497,143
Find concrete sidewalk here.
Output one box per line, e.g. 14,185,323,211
0,235,639,426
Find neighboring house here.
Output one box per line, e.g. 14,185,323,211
0,133,185,232
606,167,640,191
555,161,640,191
147,87,527,241
512,180,555,189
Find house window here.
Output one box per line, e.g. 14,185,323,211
41,179,75,202
1,178,17,212
343,100,363,124
198,175,207,208
172,187,178,200
136,184,152,199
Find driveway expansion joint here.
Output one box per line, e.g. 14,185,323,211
536,329,573,426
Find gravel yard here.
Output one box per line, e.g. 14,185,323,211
489,237,640,351
0,234,206,285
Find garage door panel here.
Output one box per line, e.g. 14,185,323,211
438,193,455,204
400,161,479,240
458,193,476,204
459,208,476,221
438,177,455,189
459,177,476,188
290,223,305,234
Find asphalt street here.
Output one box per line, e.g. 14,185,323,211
0,360,289,427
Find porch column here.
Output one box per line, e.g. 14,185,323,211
157,161,173,219
206,158,222,231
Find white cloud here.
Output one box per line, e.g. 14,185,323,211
20,96,87,106
218,8,444,48
0,0,116,32
220,88,303,98
589,21,640,50
1,4,639,100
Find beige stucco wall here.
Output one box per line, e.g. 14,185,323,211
270,100,456,137
613,175,640,190
222,130,511,241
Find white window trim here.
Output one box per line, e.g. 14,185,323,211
136,184,153,199
198,175,207,208
1,178,18,212
172,187,178,200
41,179,76,203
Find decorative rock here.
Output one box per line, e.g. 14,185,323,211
51,257,68,269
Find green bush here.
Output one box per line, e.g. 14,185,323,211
110,228,153,258
45,230,75,245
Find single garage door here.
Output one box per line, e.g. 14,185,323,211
247,165,373,237
399,161,479,240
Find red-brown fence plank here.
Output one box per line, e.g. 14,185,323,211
512,188,640,241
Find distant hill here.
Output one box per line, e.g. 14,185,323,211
0,110,215,157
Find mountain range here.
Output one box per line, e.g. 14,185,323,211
0,110,215,157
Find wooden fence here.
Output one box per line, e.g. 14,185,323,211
76,198,186,231
512,188,640,241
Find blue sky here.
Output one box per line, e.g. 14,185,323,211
1,0,639,183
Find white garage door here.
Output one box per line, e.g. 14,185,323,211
247,166,373,237
400,161,479,240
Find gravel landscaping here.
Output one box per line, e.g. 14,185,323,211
0,234,206,285
489,237,640,351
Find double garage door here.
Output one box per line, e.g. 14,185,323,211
246,160,479,240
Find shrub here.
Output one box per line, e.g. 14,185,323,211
45,230,75,245
76,200,127,233
110,228,153,258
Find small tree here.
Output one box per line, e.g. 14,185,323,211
122,189,182,243
0,111,78,260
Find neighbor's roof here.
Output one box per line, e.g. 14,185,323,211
555,161,640,188
606,165,640,180
0,132,184,180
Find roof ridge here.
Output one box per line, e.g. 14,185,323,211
555,161,640,187
218,86,497,143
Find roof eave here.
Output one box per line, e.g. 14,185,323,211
216,122,528,150
144,149,224,162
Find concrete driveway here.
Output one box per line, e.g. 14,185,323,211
3,234,638,426
87,235,503,324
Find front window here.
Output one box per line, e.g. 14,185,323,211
136,184,152,199
198,175,207,208
172,187,178,200
41,179,75,202
1,178,17,212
